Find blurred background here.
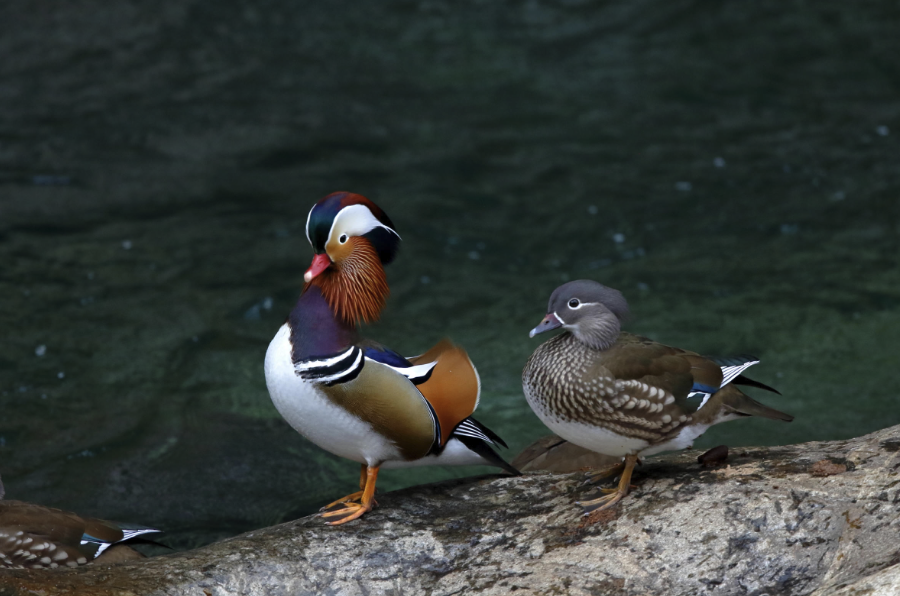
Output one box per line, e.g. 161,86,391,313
1,0,897,550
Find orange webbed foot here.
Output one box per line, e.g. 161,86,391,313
319,465,380,526
319,491,365,512
320,501,375,525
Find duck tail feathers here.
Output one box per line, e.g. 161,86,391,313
731,374,782,395
454,433,520,476
721,388,793,422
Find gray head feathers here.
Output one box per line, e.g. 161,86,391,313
548,280,630,321
546,280,630,350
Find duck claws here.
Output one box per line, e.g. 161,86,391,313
319,465,381,526
320,502,372,525
319,491,364,512
579,490,627,514
577,453,639,513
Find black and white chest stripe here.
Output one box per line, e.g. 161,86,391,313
294,347,437,387
295,346,365,386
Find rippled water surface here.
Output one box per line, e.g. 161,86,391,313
1,1,898,549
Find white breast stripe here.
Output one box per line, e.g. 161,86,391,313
294,347,357,371
315,349,364,385
294,347,365,386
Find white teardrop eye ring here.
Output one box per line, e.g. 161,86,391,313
339,234,348,244
568,298,581,309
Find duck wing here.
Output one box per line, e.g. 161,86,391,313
408,339,481,448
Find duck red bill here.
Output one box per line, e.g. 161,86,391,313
529,313,562,337
303,253,332,282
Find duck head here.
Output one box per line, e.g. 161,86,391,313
529,280,630,350
303,192,401,324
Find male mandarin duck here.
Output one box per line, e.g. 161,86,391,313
265,192,517,525
522,280,792,513
0,474,159,568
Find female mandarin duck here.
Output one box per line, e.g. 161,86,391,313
0,474,159,568
522,280,792,514
265,192,517,525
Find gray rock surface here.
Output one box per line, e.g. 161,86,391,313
2,424,899,595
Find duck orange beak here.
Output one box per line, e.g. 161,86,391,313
529,313,562,337
304,253,332,282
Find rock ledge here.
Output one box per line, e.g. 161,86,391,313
3,426,900,596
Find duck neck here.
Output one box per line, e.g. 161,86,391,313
312,240,389,325
289,284,360,362
573,313,621,351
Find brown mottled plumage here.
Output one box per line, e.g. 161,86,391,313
523,280,792,513
524,332,788,445
0,499,157,569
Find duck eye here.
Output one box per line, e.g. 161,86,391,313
568,298,580,309
339,234,349,244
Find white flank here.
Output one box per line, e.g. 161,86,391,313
381,437,489,469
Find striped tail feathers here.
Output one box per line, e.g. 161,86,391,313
453,417,508,449
408,340,481,447
719,384,793,422
452,418,519,476
705,354,761,388
704,354,783,396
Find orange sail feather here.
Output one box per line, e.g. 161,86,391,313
410,340,480,446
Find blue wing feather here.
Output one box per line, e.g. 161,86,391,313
362,346,412,368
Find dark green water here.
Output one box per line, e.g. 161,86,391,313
1,1,898,550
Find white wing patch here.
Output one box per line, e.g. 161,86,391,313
689,359,760,409
81,527,159,557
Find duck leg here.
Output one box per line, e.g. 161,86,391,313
582,461,626,485
578,453,639,514
319,464,369,511
320,466,380,525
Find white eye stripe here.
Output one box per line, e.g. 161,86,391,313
567,300,598,310
328,204,400,246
